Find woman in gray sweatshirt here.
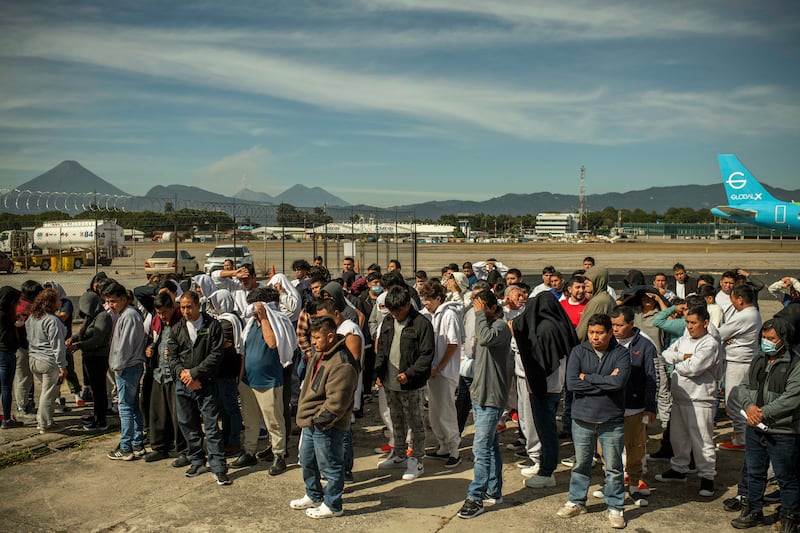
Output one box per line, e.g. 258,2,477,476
25,288,67,432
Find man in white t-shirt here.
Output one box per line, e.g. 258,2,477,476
418,281,464,468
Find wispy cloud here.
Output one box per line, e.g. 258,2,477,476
198,145,272,188
5,24,796,147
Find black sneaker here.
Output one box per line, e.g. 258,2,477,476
0,419,24,429
107,447,135,461
444,455,462,469
256,447,275,462
231,453,258,468
268,455,287,476
513,450,528,459
699,477,715,497
344,471,355,484
425,450,450,460
132,445,147,458
214,471,232,486
144,450,169,463
457,498,485,519
172,454,190,468
731,512,764,529
185,464,207,477
81,414,95,424
84,419,109,432
724,496,743,512
647,448,673,462
655,469,687,482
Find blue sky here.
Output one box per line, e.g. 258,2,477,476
0,0,798,207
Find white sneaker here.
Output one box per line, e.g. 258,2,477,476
609,509,626,529
520,463,540,478
592,487,605,498
290,494,321,510
305,502,343,519
377,452,408,470
402,456,424,480
524,474,556,488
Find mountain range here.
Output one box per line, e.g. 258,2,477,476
4,160,800,219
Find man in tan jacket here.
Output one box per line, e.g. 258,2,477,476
290,317,358,519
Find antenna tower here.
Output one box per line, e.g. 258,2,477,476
578,165,586,230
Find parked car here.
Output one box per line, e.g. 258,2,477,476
144,249,199,277
203,245,254,274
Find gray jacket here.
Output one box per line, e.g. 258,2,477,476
470,312,511,409
738,349,800,435
26,313,67,368
109,306,146,373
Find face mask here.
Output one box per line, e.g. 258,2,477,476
761,338,780,356
370,285,383,295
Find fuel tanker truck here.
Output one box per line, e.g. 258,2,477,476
0,219,123,270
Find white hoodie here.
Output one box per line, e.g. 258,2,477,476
429,300,464,384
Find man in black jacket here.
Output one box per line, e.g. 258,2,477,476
374,286,434,482
167,291,230,485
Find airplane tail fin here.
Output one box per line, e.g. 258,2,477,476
718,154,777,205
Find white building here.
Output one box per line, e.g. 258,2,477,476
536,213,578,236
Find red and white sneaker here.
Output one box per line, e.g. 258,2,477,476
632,480,651,497
374,443,393,455
717,440,745,451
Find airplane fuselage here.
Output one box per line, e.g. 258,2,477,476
712,202,800,234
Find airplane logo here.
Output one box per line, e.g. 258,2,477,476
726,171,746,189
712,154,800,235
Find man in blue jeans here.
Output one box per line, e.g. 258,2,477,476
167,292,230,485
103,283,147,461
458,290,512,519
290,317,358,519
557,313,630,530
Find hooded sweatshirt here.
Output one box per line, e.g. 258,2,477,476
44,280,73,337
109,305,146,373
0,286,20,353
26,312,67,368
72,292,112,359
576,267,617,341
429,300,464,383
513,291,580,400
322,281,359,325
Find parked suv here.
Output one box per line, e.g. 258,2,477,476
204,245,254,274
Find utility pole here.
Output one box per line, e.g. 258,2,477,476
578,165,586,231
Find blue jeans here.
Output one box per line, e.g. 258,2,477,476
175,380,227,474
214,377,242,446
299,426,346,512
344,428,354,474
569,419,625,511
531,392,561,477
0,351,16,421
745,427,800,514
467,404,504,501
115,364,144,452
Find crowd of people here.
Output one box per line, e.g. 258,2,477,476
0,256,798,530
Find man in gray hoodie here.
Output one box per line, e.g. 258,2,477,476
103,282,147,461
